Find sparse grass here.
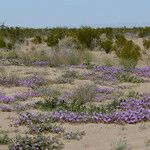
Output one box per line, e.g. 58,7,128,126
0,68,19,86
56,70,79,84
111,139,128,150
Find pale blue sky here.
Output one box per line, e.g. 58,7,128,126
0,0,150,27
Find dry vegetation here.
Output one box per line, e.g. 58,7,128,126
0,25,150,150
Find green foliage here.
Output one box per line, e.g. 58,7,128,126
105,27,113,38
63,131,85,141
100,39,113,53
118,41,141,68
34,96,122,114
126,91,140,98
32,36,43,44
138,27,150,38
56,70,79,84
0,133,10,145
111,139,128,150
9,135,63,150
7,43,14,49
76,27,99,49
143,39,150,50
0,36,6,48
115,34,127,48
47,35,59,47
28,123,64,134
46,28,66,47
116,73,144,83
5,50,18,59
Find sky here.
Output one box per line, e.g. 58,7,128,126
0,0,150,28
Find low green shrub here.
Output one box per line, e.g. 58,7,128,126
76,27,98,49
116,73,144,83
143,39,150,50
0,133,10,145
100,39,113,53
0,36,6,48
32,36,43,44
118,41,141,69
9,135,63,150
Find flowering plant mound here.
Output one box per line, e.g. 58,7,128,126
17,76,46,87
14,95,150,124
63,131,85,141
9,135,63,150
28,123,64,134
0,93,15,103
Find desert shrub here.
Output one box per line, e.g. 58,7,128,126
9,135,63,150
62,70,79,79
34,97,65,111
56,70,79,84
5,50,18,59
102,58,114,66
19,51,50,66
47,35,59,47
64,50,82,65
34,87,61,99
46,28,66,47
0,36,6,48
63,131,85,141
143,39,150,50
82,50,93,64
58,36,79,49
100,39,113,53
105,27,113,39
115,34,127,48
28,123,64,134
32,36,43,44
7,42,14,49
116,73,144,83
71,84,97,104
126,91,140,98
34,96,121,114
0,69,19,86
48,49,92,67
0,133,10,145
34,97,85,113
118,41,141,69
76,27,98,49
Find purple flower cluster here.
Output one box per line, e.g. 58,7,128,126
14,95,150,124
120,96,150,111
134,66,150,78
28,123,64,134
0,104,26,112
0,93,15,103
18,76,46,87
51,109,150,124
0,90,40,103
13,112,52,126
15,91,40,101
0,104,13,112
95,87,114,94
93,66,124,74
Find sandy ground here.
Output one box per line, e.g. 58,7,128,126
0,39,150,150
